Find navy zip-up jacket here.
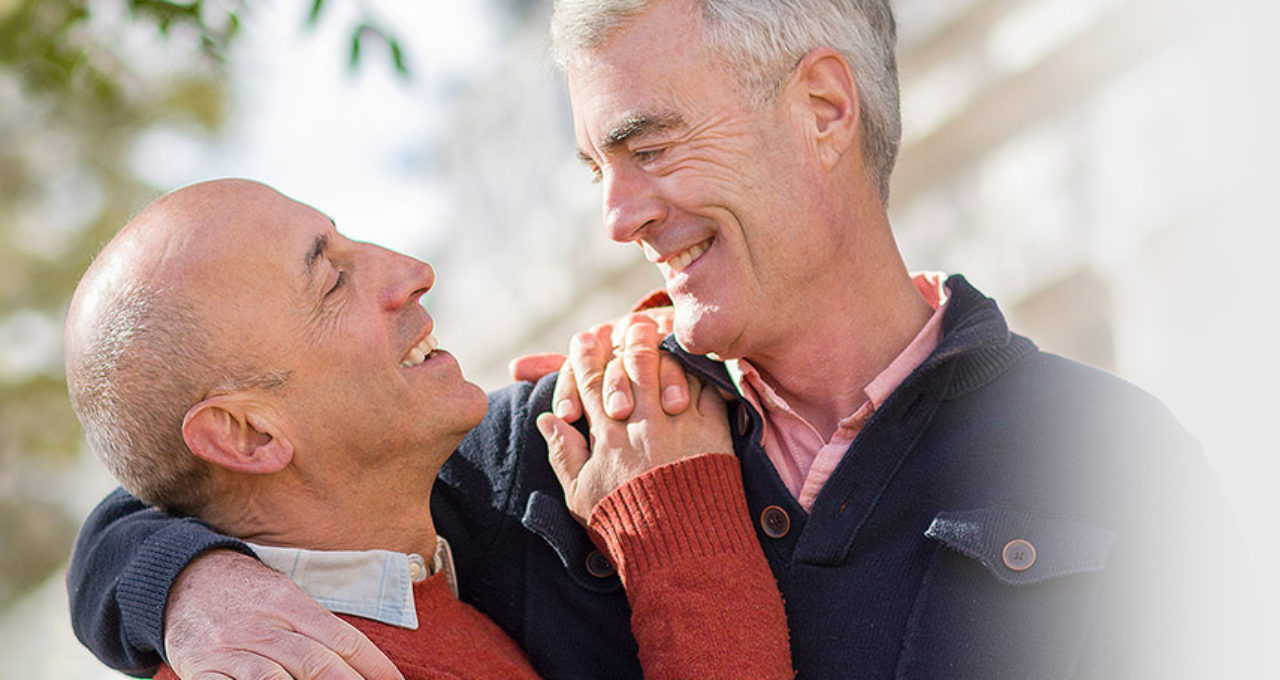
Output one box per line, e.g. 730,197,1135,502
67,276,1238,678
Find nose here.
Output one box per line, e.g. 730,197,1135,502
601,164,666,243
379,249,435,310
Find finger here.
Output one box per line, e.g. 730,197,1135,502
508,352,566,382
569,331,612,425
621,318,663,416
217,612,384,680
693,377,732,454
696,375,729,420
294,613,401,680
539,412,589,493
183,646,339,680
685,370,703,408
189,657,287,680
651,306,675,336
602,356,634,420
658,352,690,415
589,320,616,347
275,641,366,680
626,307,675,338
552,362,583,422
608,312,648,349
188,655,286,680
591,322,617,365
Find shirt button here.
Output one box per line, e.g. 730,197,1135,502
585,550,616,578
1002,539,1037,571
760,505,790,539
408,554,428,582
735,404,751,437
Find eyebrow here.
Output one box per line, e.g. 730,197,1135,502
304,234,328,280
578,112,685,163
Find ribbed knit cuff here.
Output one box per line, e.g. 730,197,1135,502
586,453,755,585
117,518,255,664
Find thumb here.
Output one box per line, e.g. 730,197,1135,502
509,353,567,382
538,412,589,494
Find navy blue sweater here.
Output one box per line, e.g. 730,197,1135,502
67,276,1238,678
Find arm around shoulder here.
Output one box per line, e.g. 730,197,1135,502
67,486,254,675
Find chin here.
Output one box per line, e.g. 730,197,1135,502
446,380,489,430
461,383,489,428
673,305,738,359
420,381,489,443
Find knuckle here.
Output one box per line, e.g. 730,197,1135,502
300,650,350,680
624,311,659,328
578,366,606,390
624,321,659,346
324,623,368,659
553,368,576,395
548,443,568,469
189,652,287,680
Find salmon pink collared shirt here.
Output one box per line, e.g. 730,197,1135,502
725,272,950,512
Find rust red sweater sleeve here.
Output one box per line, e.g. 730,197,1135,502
588,453,794,680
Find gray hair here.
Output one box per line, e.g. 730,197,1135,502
67,281,288,516
551,0,902,203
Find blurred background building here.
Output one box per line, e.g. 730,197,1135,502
1,0,1275,676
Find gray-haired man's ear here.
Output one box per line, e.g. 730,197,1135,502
790,46,860,171
182,395,294,474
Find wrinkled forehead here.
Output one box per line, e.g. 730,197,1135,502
565,7,725,139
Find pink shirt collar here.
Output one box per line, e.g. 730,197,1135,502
727,272,950,511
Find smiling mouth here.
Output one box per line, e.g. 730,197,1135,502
663,238,712,275
401,334,440,368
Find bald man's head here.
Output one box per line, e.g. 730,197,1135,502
66,179,291,515
67,178,481,521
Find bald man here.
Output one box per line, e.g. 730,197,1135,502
65,178,791,679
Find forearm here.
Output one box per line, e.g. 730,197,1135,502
66,486,253,675
588,454,793,680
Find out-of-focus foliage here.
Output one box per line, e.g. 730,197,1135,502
0,0,542,614
0,0,238,610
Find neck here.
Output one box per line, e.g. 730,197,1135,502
208,461,441,559
743,233,933,439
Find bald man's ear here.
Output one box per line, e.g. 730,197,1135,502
182,395,293,474
793,47,860,170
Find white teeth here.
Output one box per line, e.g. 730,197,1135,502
401,334,439,368
665,239,711,274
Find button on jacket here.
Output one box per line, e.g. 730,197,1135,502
68,275,1238,679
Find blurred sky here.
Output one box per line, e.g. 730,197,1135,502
132,0,498,256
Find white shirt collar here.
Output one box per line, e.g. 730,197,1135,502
245,536,457,630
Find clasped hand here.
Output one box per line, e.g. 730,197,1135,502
535,314,731,523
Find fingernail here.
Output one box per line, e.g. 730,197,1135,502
663,385,684,407
554,399,572,419
535,414,554,438
606,390,629,414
